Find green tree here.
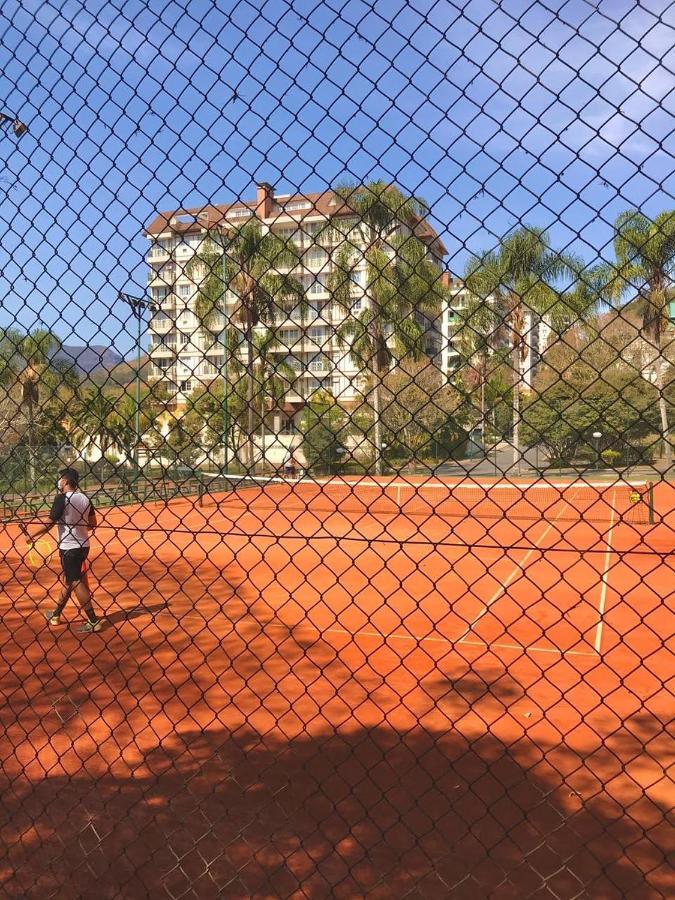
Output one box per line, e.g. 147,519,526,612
250,329,297,469
463,227,584,470
380,358,465,467
190,220,304,469
299,389,351,474
187,372,249,470
521,328,662,466
72,387,132,461
329,181,447,475
451,316,513,447
0,328,80,487
165,414,203,468
604,210,675,465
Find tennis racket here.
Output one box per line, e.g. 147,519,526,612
17,526,56,571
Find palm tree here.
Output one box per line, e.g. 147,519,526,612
73,387,131,463
329,182,446,474
251,329,297,470
605,210,675,465
0,328,80,489
190,219,304,470
463,227,583,470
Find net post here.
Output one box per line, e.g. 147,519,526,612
647,481,655,525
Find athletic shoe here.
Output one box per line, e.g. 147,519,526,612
77,620,103,634
44,611,61,627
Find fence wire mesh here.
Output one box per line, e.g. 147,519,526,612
0,1,674,897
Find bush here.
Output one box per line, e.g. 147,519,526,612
299,390,351,474
600,449,622,468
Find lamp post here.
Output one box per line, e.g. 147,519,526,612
119,292,155,484
220,323,229,475
592,431,602,471
334,445,347,476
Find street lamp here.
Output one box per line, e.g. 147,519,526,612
119,292,155,483
0,111,28,139
592,431,602,470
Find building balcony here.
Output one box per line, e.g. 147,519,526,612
150,366,176,380
148,272,177,287
149,318,173,332
146,248,170,263
150,344,177,356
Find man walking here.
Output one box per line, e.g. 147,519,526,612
29,467,102,633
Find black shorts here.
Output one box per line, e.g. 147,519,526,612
60,548,89,584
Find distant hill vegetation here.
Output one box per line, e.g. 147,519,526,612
87,354,152,388
54,344,124,374
48,344,151,389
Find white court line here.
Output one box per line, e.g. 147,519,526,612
452,517,560,645
260,621,598,658
156,609,597,658
594,499,617,654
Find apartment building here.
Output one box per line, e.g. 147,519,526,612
144,183,447,459
438,277,552,391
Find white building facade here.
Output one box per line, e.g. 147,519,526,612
144,184,447,464
438,278,552,391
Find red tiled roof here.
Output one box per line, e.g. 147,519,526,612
144,187,448,256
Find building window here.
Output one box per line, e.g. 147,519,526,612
285,200,311,211
150,238,173,256
178,311,197,329
309,353,330,373
278,416,296,435
307,377,330,392
309,275,327,295
284,355,302,372
227,207,252,219
180,380,192,393
280,328,300,346
178,284,191,298
152,287,169,303
179,332,189,345
178,356,199,372
305,247,328,267
308,325,331,344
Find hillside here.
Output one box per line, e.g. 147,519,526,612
54,343,124,374
87,354,151,388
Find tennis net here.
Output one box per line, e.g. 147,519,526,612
198,474,655,525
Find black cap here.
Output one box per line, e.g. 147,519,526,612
59,467,80,486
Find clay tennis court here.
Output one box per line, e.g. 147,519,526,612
0,479,673,898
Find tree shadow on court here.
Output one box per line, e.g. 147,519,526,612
103,601,169,627
0,624,670,900
0,552,670,898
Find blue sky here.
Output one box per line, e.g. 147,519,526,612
0,0,673,356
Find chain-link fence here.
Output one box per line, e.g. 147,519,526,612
0,1,673,897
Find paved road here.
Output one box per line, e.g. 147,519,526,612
431,443,670,483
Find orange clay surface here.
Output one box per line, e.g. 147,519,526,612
0,482,673,898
